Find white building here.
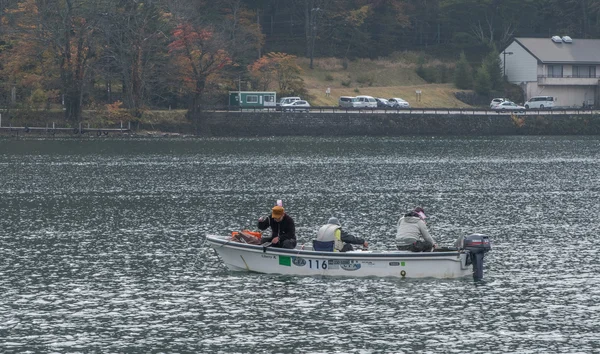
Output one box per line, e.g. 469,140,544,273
501,36,600,107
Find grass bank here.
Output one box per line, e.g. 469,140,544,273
0,54,470,130
296,57,469,108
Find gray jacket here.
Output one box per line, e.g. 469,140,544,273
396,216,435,246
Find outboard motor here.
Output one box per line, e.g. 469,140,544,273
461,234,492,280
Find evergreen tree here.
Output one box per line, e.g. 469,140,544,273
438,65,449,83
454,52,472,89
483,46,503,90
474,64,492,95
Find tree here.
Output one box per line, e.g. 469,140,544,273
1,0,55,107
168,22,232,112
4,0,101,122
247,52,306,96
483,46,503,90
365,0,416,55
268,52,304,95
454,52,472,89
247,55,275,90
474,64,491,95
21,0,100,122
305,3,371,59
215,0,264,65
543,0,600,38
97,0,173,115
49,0,101,122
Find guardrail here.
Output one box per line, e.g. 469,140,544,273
0,121,132,135
204,106,599,115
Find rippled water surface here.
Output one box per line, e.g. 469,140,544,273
1,136,599,353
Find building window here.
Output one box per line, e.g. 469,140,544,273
573,66,596,78
548,65,563,78
246,95,258,103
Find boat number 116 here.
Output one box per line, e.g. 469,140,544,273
309,260,328,269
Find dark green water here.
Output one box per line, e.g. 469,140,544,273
1,136,599,353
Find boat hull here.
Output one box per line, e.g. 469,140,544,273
206,235,473,279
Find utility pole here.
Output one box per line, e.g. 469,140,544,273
257,9,261,59
503,51,514,80
309,8,321,70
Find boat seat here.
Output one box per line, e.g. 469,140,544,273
312,240,334,252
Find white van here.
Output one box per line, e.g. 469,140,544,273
338,96,359,108
524,96,555,109
355,95,377,108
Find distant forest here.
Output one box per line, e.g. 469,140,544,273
1,0,599,121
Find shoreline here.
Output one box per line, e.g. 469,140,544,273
2,110,600,136
0,129,192,138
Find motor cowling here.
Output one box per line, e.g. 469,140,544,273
460,234,491,280
463,234,491,254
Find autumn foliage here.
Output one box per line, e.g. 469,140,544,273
1,0,599,119
248,52,305,96
168,22,231,110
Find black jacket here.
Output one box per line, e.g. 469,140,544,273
257,214,296,243
340,229,365,245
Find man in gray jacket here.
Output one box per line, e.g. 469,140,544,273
396,207,436,252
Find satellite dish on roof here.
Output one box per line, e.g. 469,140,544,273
551,36,562,43
562,36,573,43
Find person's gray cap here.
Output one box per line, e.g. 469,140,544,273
328,217,341,226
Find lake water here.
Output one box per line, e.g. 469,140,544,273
1,136,599,353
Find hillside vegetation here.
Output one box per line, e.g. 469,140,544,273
1,0,597,122
297,57,470,108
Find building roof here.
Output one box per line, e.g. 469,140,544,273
514,37,600,64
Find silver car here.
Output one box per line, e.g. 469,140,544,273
388,97,410,108
276,97,301,111
490,98,508,109
281,100,311,112
491,101,525,110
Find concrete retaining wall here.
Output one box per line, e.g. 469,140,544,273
5,110,600,136
193,112,600,136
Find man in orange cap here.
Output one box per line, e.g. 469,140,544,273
258,205,297,249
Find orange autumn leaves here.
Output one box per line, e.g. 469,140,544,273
247,52,303,94
168,23,231,95
168,23,303,98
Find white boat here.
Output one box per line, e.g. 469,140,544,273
206,233,491,279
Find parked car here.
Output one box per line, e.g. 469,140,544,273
355,95,377,108
338,96,358,108
490,98,508,108
524,96,555,109
388,97,410,108
491,101,526,110
281,100,311,112
375,98,394,108
276,96,301,111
